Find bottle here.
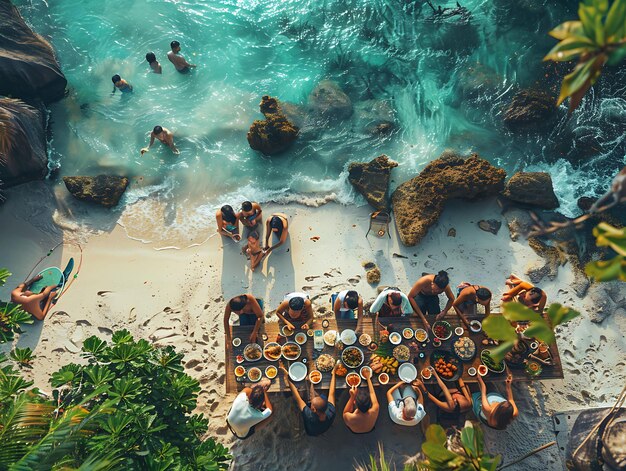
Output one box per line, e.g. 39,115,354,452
314,330,324,350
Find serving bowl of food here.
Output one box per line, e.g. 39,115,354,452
421,367,432,380
281,342,302,361
346,372,362,387
414,328,428,342
432,321,452,340
323,330,338,346
281,325,295,337
248,367,262,382
478,364,488,376
360,366,372,380
294,332,307,345
402,328,414,339
453,337,476,361
263,342,282,361
393,345,411,362
235,365,246,377
309,370,322,384
265,365,278,379
378,372,389,385
340,329,357,345
342,346,364,368
469,320,482,333
359,333,372,346
243,343,263,362
315,354,335,373
389,332,402,345
430,350,461,381
481,349,506,373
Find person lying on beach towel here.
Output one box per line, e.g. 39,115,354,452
10,275,57,321
452,283,491,328
501,274,547,312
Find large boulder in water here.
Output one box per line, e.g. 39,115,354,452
247,96,299,155
502,172,559,209
63,175,129,208
391,152,506,246
0,98,48,188
0,0,67,103
308,80,353,121
503,89,557,131
348,155,398,210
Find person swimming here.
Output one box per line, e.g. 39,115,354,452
111,74,133,93
145,52,162,74
167,41,196,73
140,126,179,155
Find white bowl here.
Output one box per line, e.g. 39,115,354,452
389,332,402,345
232,338,241,347
398,362,418,383
360,366,373,380
289,362,307,382
340,329,357,345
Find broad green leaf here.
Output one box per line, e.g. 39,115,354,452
544,35,597,62
482,316,518,343
592,223,626,256
594,13,605,45
578,4,598,39
593,0,609,15
605,0,626,37
546,303,581,327
82,336,108,357
607,44,626,66
112,329,134,344
549,21,583,40
422,442,459,465
585,256,626,281
487,340,516,364
481,455,502,471
460,426,477,458
558,58,596,105
502,302,544,323
425,424,448,446
524,320,555,345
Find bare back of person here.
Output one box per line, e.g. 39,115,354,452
345,409,377,433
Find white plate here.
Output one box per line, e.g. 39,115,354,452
389,332,402,345
289,362,307,382
398,362,418,383
323,330,338,346
340,329,357,345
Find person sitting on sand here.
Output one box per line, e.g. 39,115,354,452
502,274,547,312
416,369,471,427
224,294,264,343
226,380,273,439
331,290,364,332
276,292,313,331
452,283,491,328
238,201,263,235
408,270,455,331
370,288,412,329
167,40,196,73
472,366,518,430
145,52,162,74
386,379,427,431
10,276,57,321
280,362,338,436
140,126,179,155
216,205,241,241
241,231,266,271
111,74,133,93
343,370,379,434
264,213,289,255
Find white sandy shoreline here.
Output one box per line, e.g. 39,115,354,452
1,181,625,470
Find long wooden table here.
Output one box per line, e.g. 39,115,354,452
224,313,564,394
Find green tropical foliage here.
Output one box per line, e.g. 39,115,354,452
9,347,35,368
585,222,626,281
544,0,626,111
483,303,581,363
0,269,34,344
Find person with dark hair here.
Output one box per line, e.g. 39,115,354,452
452,283,491,327
241,231,265,271
11,276,58,321
386,379,427,430
238,201,263,235
408,271,455,330
226,380,273,439
145,52,162,74
276,292,312,331
141,125,179,155
473,366,518,430
264,213,289,255
216,205,240,241
167,40,196,73
416,369,471,428
343,369,379,433
280,361,338,436
502,274,547,312
224,294,264,343
370,287,412,330
331,290,364,332
111,74,133,93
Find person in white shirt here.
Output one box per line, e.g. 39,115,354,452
386,380,427,432
370,287,412,329
226,380,273,439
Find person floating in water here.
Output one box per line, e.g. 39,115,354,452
10,275,57,321
167,41,196,73
140,126,179,155
111,74,133,93
145,52,162,74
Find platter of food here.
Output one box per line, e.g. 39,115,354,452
309,370,322,384
359,333,372,346
430,350,461,381
453,337,476,361
289,362,307,382
432,321,452,340
342,346,364,368
281,325,295,337
294,332,307,345
402,328,414,339
336,362,348,377
282,342,302,361
504,341,529,368
248,367,262,382
315,354,335,373
370,354,398,375
323,330,338,346
243,343,263,362
346,372,362,387
389,332,402,345
393,344,411,362
481,349,506,373
414,328,428,342
340,329,357,345
398,362,418,383
263,342,282,361
265,365,277,379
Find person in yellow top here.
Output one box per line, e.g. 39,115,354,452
501,274,547,312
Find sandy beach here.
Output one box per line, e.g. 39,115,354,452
1,180,624,470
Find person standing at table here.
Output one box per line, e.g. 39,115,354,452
223,294,264,343
280,362,338,436
226,380,273,439
407,271,455,331
343,369,379,434
276,292,312,331
370,287,412,330
452,283,491,328
331,290,364,333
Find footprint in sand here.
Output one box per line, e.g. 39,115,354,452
98,327,113,335
76,319,92,326
348,275,361,285
301,286,314,291
97,291,112,297
305,275,320,282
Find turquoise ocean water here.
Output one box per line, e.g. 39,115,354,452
14,0,626,244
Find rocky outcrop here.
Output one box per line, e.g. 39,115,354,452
0,98,48,188
503,89,556,131
348,155,398,210
247,96,299,155
0,0,66,103
526,237,563,283
502,172,560,209
308,80,353,121
391,152,507,246
63,175,129,208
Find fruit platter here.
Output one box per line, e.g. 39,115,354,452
432,321,452,340
369,354,399,375
453,337,476,361
430,350,461,381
